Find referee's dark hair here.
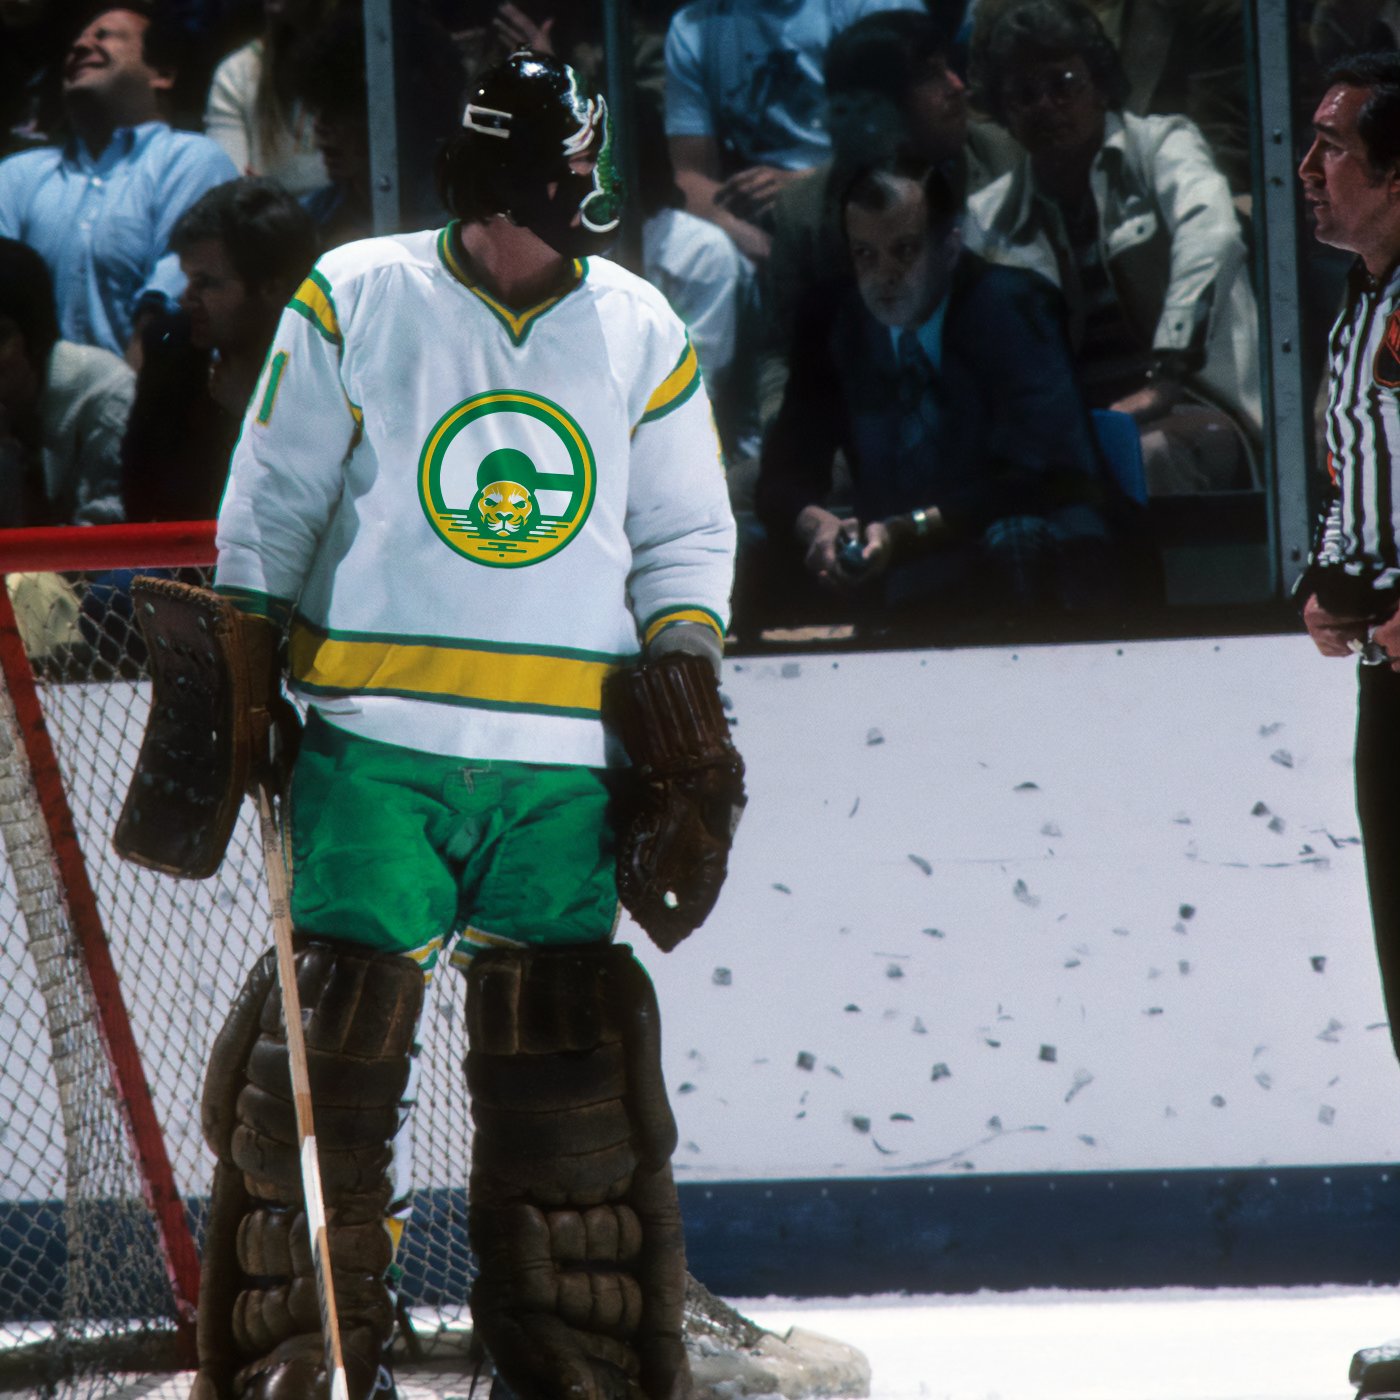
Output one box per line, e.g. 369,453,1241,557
974,0,1130,124
1327,51,1400,173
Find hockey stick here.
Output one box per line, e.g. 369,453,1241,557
255,780,351,1400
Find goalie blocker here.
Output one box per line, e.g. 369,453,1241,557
604,651,746,951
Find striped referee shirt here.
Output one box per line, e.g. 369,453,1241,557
1314,260,1400,588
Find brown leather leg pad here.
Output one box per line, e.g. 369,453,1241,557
197,939,424,1400
466,944,693,1400
196,950,277,1398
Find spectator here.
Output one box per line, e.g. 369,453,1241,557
203,0,332,194
0,236,133,528
1309,0,1400,69
757,7,1021,431
756,157,1117,622
966,0,1260,494
291,10,373,250
971,0,1249,193
289,3,460,250
456,1,670,95
664,0,923,264
634,89,754,451
0,4,237,361
122,176,316,520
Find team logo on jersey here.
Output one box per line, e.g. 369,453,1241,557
418,391,595,567
1376,309,1400,389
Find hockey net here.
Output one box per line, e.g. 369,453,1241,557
0,524,837,1400
0,524,478,1397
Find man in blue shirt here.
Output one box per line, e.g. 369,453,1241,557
0,6,236,361
665,0,922,263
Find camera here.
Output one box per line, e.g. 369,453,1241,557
836,528,869,575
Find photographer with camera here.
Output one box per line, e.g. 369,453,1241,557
757,153,1115,620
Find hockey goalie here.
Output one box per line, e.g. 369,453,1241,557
115,47,763,1400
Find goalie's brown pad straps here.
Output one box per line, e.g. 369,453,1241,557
195,940,423,1400
466,943,692,1400
194,952,275,1399
113,578,254,878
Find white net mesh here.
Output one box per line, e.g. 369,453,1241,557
0,566,477,1396
0,558,829,1400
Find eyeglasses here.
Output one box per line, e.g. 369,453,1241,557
1001,68,1091,112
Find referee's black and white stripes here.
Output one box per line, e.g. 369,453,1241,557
1317,262,1400,586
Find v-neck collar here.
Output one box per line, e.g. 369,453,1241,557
437,222,588,346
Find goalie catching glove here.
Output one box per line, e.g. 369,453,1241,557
603,652,746,951
113,578,299,879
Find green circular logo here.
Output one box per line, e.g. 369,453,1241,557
418,391,596,567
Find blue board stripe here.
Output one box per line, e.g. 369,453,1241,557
5,1166,1400,1320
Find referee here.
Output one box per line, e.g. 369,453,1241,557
1298,53,1400,1397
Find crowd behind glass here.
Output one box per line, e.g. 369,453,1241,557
0,0,1369,648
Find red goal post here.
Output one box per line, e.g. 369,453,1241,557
0,524,213,1388
0,521,219,574
0,522,476,1397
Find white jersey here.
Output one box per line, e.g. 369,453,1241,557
215,225,735,768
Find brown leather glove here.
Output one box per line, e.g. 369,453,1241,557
603,653,746,952
114,579,299,879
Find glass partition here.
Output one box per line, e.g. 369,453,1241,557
0,0,1344,650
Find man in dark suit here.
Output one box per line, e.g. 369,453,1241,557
756,155,1116,619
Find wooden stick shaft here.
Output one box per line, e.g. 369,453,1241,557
257,784,350,1400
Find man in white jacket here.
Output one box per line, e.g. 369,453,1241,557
0,235,132,529
965,0,1260,495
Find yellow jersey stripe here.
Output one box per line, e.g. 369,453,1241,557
288,626,615,716
290,273,341,344
639,340,701,425
450,927,530,968
643,608,725,645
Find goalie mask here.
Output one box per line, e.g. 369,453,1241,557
460,50,622,257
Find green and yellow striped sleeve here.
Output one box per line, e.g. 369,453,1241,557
288,269,342,346
636,337,702,429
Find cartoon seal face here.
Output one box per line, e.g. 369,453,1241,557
474,480,535,535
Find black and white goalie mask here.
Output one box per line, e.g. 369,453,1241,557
463,50,622,257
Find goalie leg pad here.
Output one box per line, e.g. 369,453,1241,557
197,939,424,1400
192,1159,255,1400
202,950,277,1161
195,952,276,1399
466,943,692,1400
